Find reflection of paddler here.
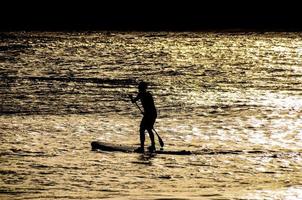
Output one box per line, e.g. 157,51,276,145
130,81,157,153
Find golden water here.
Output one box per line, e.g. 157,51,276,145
1,32,302,199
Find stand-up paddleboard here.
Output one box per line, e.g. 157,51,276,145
91,141,284,156
91,141,192,155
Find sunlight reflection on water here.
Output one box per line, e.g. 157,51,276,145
1,31,302,199
244,186,302,200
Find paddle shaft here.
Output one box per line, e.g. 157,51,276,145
133,101,164,148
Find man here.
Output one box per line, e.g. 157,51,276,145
130,81,157,153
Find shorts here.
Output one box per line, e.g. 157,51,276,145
140,114,157,130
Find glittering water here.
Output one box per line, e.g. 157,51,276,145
1,31,302,199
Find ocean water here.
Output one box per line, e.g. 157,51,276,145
1,31,302,199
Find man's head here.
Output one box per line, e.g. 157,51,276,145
138,81,147,92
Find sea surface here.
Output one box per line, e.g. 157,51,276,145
1,31,302,199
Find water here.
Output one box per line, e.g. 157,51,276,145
1,31,302,199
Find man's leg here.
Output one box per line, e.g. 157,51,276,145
147,129,155,147
134,118,146,153
147,129,156,152
139,127,145,150
134,128,145,153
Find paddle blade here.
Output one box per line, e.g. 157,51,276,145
153,129,164,148
158,137,164,148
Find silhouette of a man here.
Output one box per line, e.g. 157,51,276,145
130,81,157,153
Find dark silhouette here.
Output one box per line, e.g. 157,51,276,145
91,141,191,155
130,82,157,153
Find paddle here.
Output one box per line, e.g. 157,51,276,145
130,96,164,148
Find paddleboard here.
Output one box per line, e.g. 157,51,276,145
91,141,274,156
91,141,192,155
